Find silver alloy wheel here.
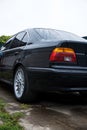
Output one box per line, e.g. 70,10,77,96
14,68,25,98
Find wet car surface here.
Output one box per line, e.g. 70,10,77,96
0,83,87,130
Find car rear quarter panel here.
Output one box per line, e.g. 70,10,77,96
22,40,87,68
22,42,58,68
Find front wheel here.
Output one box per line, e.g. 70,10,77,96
13,66,36,103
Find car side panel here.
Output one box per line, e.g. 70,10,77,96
0,47,23,82
22,42,58,68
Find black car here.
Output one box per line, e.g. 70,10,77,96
0,28,87,102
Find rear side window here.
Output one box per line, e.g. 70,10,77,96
16,32,26,41
22,33,28,43
10,31,26,49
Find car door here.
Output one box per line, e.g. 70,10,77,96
0,31,27,82
0,36,15,81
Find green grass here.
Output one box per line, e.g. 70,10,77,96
20,103,30,109
0,99,24,130
0,123,23,130
0,99,6,112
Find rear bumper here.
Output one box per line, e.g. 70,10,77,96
28,66,87,76
26,66,87,92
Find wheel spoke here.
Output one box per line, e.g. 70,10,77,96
14,68,25,98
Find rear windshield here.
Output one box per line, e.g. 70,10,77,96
28,28,86,42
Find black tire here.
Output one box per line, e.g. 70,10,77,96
13,66,37,103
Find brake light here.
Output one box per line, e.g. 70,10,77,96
50,48,76,63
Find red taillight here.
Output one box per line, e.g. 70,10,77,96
50,48,76,63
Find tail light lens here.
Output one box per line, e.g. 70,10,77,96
50,48,76,63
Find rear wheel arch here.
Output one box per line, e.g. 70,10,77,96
13,63,25,77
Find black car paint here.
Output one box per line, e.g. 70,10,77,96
0,28,87,93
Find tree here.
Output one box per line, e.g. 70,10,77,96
0,35,11,44
0,35,11,47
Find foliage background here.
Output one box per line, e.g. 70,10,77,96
0,35,11,47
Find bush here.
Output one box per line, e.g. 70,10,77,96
0,35,11,47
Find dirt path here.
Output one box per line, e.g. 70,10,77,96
0,83,87,130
